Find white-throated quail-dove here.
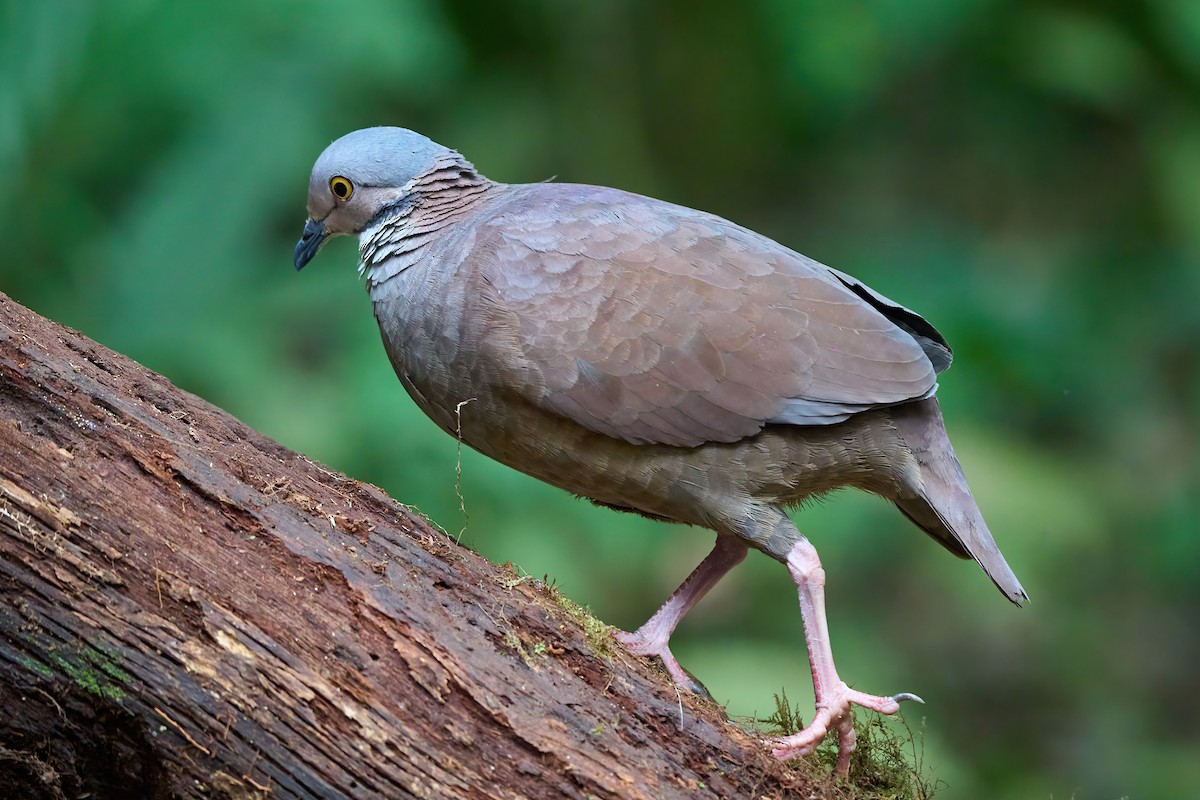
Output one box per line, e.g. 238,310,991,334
294,127,1026,774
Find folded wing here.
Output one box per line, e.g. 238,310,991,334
478,185,951,448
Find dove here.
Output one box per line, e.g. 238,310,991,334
294,127,1026,773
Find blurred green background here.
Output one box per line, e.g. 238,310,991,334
3,1,1197,796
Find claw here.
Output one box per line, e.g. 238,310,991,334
891,692,924,704
681,670,711,700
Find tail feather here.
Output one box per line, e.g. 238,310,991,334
889,398,1028,606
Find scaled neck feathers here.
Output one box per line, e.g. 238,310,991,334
359,152,494,288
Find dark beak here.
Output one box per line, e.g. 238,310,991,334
293,218,328,271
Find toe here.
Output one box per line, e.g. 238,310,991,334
768,708,832,761
769,682,917,768
845,688,902,715
616,633,710,696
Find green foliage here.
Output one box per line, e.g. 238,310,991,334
3,2,1197,797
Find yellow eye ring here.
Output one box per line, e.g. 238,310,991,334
329,176,354,200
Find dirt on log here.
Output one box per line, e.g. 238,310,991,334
0,292,825,799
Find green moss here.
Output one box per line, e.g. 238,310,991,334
756,690,941,800
48,647,128,703
496,565,615,658
83,643,133,683
501,630,528,661
589,716,620,736
762,688,805,736
17,655,55,679
546,587,615,658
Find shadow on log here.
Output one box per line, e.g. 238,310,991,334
0,292,939,799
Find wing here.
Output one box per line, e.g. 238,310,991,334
475,184,950,447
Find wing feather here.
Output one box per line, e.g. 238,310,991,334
476,184,947,447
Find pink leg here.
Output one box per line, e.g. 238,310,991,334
770,537,922,775
616,535,748,692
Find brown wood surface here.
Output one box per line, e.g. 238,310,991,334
0,293,820,799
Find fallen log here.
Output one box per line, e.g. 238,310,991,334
0,291,869,799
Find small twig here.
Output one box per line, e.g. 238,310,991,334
32,686,65,722
153,706,211,755
154,565,164,609
244,750,272,793
244,774,272,793
453,398,476,544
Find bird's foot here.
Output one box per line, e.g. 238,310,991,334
768,684,922,774
615,630,711,698
613,537,746,700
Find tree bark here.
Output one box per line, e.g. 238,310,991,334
0,293,820,799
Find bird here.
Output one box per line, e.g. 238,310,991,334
294,126,1026,774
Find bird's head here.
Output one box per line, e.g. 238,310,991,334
293,127,453,270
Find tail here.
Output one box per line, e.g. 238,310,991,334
888,397,1028,606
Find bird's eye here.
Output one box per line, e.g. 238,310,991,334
329,176,354,200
